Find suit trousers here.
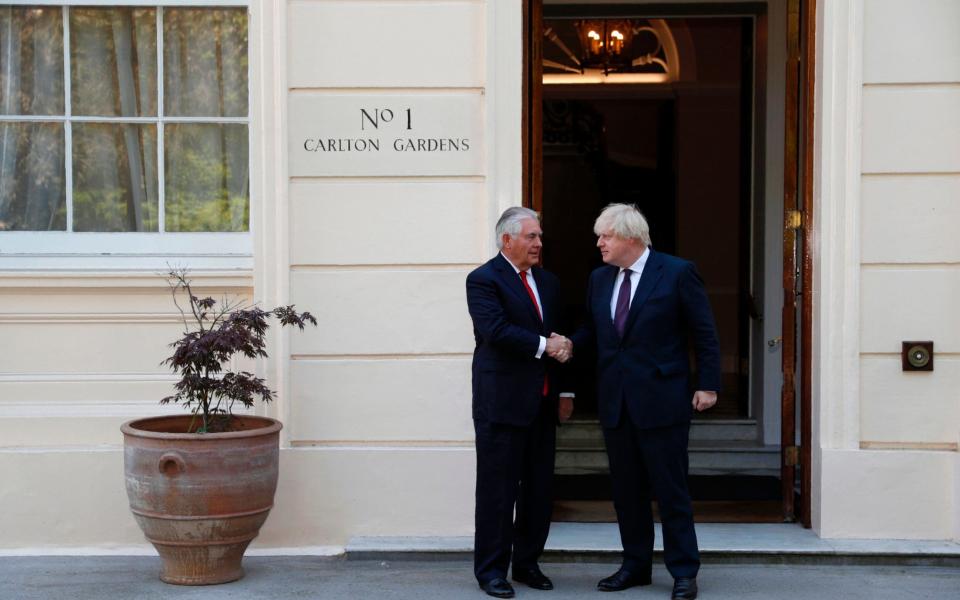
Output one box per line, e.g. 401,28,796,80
602,418,700,579
473,397,556,584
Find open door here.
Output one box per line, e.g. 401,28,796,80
523,0,544,213
780,0,815,527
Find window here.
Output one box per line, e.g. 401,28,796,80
0,4,249,247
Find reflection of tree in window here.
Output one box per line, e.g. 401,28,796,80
166,124,248,232
164,9,248,118
0,6,248,234
164,9,249,232
0,7,65,231
71,8,157,117
0,123,66,231
73,123,158,232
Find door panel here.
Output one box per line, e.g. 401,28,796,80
781,0,815,527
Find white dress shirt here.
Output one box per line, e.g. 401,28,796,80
500,253,546,359
610,246,651,319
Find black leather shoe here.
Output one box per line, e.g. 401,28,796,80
479,577,516,598
596,567,653,592
512,566,554,590
671,577,698,600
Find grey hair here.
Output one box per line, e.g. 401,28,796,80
495,206,540,249
593,203,652,246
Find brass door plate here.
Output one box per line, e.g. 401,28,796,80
902,341,933,371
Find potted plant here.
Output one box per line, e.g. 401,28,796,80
121,268,316,585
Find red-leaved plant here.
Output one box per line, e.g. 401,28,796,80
161,268,317,433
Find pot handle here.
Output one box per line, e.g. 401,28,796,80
158,452,186,476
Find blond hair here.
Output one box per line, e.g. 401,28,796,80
593,203,652,246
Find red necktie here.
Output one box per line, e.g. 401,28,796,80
520,271,549,396
519,271,542,321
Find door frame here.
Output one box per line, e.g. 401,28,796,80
779,0,814,528
521,0,815,527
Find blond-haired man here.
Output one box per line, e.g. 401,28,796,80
571,204,720,600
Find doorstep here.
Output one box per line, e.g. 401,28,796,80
346,523,960,566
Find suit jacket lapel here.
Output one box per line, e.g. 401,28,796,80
597,266,620,337
493,254,543,329
623,250,663,338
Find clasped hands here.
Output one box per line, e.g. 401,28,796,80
546,333,573,363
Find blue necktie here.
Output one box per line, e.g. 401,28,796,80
613,269,632,337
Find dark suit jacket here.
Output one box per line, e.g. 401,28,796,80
572,250,721,429
466,253,562,426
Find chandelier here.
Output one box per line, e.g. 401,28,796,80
575,20,635,73
543,18,675,84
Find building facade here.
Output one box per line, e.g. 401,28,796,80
0,0,957,552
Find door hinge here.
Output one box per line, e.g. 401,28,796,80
785,446,800,466
785,210,803,230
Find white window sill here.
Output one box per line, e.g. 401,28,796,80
0,232,253,280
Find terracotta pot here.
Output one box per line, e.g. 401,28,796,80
121,415,282,585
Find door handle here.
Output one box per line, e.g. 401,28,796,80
768,336,783,348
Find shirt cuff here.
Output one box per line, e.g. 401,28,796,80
559,393,575,398
535,335,546,359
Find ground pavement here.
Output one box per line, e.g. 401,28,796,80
2,557,960,600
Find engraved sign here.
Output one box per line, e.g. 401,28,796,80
288,93,484,177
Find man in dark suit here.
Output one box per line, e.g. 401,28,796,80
571,204,720,600
466,206,574,598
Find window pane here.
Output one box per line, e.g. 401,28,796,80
0,122,66,231
0,7,64,115
72,123,158,232
70,8,157,117
164,8,248,117
165,123,248,232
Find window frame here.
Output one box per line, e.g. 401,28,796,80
0,0,254,269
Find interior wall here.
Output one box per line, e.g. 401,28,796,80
760,0,786,445
673,17,749,415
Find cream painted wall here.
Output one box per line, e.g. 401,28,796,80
0,274,254,444
0,0,514,551
260,0,516,548
819,449,955,540
814,0,959,539
0,445,474,550
859,0,960,451
0,275,254,549
2,0,267,550
4,0,960,551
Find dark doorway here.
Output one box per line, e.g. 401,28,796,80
534,7,783,522
542,15,754,419
542,93,677,416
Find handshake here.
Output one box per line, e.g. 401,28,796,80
546,333,573,363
